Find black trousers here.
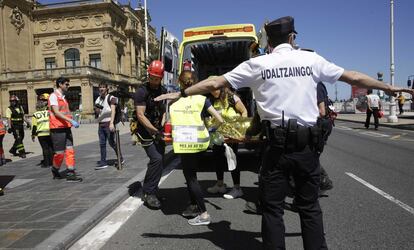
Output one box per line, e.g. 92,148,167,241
365,108,379,129
259,144,327,250
38,136,53,167
181,152,207,212
11,125,25,153
398,103,404,114
142,140,165,194
212,144,240,185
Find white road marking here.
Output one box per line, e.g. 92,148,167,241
346,172,414,215
69,170,175,250
359,131,390,138
334,125,353,131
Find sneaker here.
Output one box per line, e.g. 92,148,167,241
95,164,108,170
182,204,199,217
223,187,243,199
188,214,211,226
51,167,63,179
66,171,83,182
143,194,161,209
207,183,227,194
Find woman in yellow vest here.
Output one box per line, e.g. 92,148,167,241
207,83,248,199
170,70,223,226
32,93,53,168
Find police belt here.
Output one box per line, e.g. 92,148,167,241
262,119,321,153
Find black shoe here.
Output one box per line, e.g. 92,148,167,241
182,204,199,217
0,188,3,196
51,167,63,179
143,194,161,209
9,149,18,156
66,170,83,182
19,153,26,159
245,201,262,214
320,179,333,191
283,201,299,213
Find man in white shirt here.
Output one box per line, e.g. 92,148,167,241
365,89,381,130
94,82,124,169
155,16,414,250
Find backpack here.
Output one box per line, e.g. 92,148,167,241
107,94,123,125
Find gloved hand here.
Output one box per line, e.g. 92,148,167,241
70,120,80,128
7,128,13,134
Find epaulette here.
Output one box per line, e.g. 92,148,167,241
299,48,315,52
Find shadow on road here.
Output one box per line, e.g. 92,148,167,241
142,220,263,250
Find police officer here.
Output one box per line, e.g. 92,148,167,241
6,95,30,158
155,16,414,250
134,60,167,209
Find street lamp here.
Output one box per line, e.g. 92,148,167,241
144,0,149,62
387,0,398,122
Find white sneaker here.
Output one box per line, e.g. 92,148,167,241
207,183,227,194
188,214,211,226
95,164,108,170
223,187,243,199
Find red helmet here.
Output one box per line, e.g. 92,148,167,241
147,60,164,78
10,95,19,101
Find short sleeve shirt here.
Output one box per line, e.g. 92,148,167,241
317,82,328,105
49,89,64,107
367,94,380,108
224,44,344,126
133,83,167,126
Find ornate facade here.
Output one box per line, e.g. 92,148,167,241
0,0,158,116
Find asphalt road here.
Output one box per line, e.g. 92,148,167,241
74,121,414,250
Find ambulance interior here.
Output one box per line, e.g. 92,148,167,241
181,38,256,115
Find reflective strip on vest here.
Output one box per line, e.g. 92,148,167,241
48,92,72,129
170,95,210,153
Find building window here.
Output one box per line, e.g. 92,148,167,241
65,48,80,68
117,53,122,74
89,54,101,68
45,57,56,70
9,90,28,114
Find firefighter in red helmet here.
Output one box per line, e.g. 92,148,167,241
133,60,166,209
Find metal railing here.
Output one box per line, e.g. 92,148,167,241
0,66,140,85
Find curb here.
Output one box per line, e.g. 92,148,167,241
35,169,147,250
336,118,414,131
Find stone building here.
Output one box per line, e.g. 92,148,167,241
0,0,158,117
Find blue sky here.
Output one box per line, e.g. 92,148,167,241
42,0,414,100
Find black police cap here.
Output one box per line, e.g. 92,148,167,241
265,16,297,38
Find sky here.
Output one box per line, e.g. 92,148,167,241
42,0,414,100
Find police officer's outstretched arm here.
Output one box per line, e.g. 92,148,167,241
154,76,230,102
135,105,159,135
339,70,414,96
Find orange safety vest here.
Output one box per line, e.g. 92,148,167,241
0,121,6,135
48,91,72,129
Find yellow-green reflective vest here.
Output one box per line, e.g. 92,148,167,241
170,95,210,153
32,110,50,136
213,99,238,120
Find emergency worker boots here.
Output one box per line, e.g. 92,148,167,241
66,170,82,182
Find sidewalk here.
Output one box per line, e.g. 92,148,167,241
336,111,414,130
0,123,177,249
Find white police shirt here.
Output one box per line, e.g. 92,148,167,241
224,43,344,126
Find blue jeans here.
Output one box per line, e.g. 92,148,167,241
98,123,122,166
